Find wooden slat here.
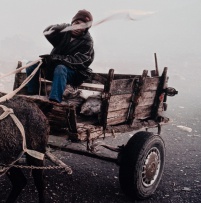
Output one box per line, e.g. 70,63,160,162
107,108,128,118
79,83,104,92
110,78,134,95
108,94,131,111
134,105,152,119
90,73,107,84
107,116,127,125
14,73,28,95
107,108,129,126
143,77,159,91
136,91,156,106
92,73,139,80
113,74,139,80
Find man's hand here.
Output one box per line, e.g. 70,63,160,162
39,54,52,65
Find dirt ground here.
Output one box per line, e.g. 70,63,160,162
0,120,201,203
0,95,201,203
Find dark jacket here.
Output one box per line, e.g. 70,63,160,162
43,23,94,86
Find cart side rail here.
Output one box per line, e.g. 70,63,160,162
100,67,171,129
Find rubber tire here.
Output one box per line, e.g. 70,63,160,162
119,131,165,200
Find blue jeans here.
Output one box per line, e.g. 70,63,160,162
26,64,76,103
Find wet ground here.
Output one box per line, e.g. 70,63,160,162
0,95,201,203
1,121,201,203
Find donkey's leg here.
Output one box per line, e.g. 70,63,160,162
6,167,27,203
32,167,45,203
27,156,46,203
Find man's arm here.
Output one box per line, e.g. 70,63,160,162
43,23,68,47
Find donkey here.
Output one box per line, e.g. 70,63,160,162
0,92,50,203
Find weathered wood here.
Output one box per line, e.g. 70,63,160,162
66,107,77,133
13,67,28,95
126,78,139,123
92,73,139,80
107,108,128,118
107,116,127,125
154,53,159,76
90,73,107,84
143,77,160,91
12,60,173,143
20,95,70,132
151,67,168,118
45,151,72,174
100,69,114,129
69,117,169,141
130,70,148,124
39,78,52,96
136,91,156,106
13,61,22,90
158,100,164,114
108,94,131,112
134,105,152,119
75,123,117,140
110,78,134,95
79,83,104,92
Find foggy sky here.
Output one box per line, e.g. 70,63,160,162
0,0,200,87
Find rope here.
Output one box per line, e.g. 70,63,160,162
0,59,41,80
60,11,137,33
0,60,42,103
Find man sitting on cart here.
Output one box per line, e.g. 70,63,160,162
26,9,94,103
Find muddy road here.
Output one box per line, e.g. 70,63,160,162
1,119,201,203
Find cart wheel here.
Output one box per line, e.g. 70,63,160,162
119,131,165,199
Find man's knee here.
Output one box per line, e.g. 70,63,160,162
54,65,67,75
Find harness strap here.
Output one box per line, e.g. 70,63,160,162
0,59,41,80
0,60,42,103
0,105,44,160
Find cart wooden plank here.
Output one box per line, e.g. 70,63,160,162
143,77,160,91
110,78,134,95
79,83,104,92
136,91,157,106
108,94,131,111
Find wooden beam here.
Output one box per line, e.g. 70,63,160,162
100,69,114,130
45,150,72,174
151,67,168,119
79,83,104,92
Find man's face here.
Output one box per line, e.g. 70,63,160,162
71,20,86,37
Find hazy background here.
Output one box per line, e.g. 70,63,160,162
0,0,200,121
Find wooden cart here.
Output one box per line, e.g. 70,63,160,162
13,60,178,200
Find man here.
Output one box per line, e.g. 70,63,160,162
26,9,94,103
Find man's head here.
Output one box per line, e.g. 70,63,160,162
71,9,93,25
71,9,93,37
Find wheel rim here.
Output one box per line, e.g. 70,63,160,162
141,147,161,187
